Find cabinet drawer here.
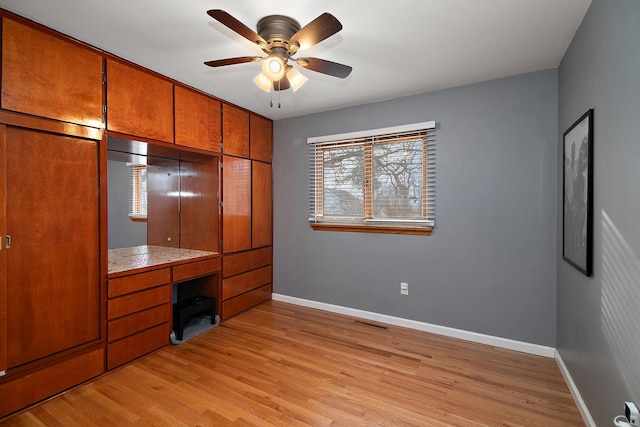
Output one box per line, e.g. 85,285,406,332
223,247,272,278
0,347,104,419
173,258,221,284
108,285,170,320
107,323,169,370
222,265,272,300
108,268,171,298
108,304,171,343
222,284,271,319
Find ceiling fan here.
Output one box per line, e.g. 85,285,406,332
204,9,352,94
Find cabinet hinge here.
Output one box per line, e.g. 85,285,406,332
220,162,223,168
102,74,107,84
220,202,224,208
220,142,224,151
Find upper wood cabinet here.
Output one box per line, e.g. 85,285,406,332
250,115,273,163
1,18,103,127
175,86,221,152
106,59,174,143
222,104,249,158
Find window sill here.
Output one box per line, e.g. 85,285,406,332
310,222,432,236
128,214,147,223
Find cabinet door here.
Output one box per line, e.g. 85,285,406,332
1,18,103,127
4,127,100,368
175,86,221,152
106,59,174,143
222,156,251,253
250,115,273,163
0,127,6,375
252,161,272,248
222,104,249,158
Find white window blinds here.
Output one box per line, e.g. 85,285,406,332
308,121,436,229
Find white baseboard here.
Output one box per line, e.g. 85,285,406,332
555,350,597,427
271,293,556,358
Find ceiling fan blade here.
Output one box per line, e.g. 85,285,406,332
273,75,291,91
297,57,352,78
207,9,267,46
204,56,261,67
290,13,342,49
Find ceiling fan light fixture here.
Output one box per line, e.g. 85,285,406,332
287,67,308,92
253,72,272,92
262,55,286,81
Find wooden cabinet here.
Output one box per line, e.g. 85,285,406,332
106,59,174,143
0,124,104,418
222,155,252,253
175,86,221,152
107,268,171,370
250,114,273,163
1,18,103,127
222,104,249,157
252,161,272,249
2,125,100,368
221,247,272,318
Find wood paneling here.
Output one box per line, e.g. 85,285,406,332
106,59,174,143
108,268,171,298
222,155,251,253
249,114,272,162
146,159,180,247
179,156,219,252
173,258,221,284
107,285,170,320
175,86,221,152
107,323,168,370
251,161,272,248
221,283,272,319
222,246,272,278
5,127,100,368
222,265,272,300
0,347,104,419
222,104,249,157
1,18,103,127
108,304,171,343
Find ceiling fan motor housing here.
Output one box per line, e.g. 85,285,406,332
257,15,301,54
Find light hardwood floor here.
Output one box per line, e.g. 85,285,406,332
2,301,583,426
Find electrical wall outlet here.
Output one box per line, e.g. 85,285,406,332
626,401,639,424
400,282,408,295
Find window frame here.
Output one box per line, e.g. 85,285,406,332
308,121,436,236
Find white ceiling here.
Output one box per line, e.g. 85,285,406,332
0,0,591,121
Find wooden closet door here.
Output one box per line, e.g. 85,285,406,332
5,127,100,368
251,161,272,248
222,155,251,253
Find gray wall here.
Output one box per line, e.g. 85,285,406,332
273,69,558,346
557,0,640,425
108,160,147,249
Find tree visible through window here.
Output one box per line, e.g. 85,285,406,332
309,122,435,235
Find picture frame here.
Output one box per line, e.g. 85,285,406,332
562,109,594,277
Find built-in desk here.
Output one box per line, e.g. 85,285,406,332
107,245,220,369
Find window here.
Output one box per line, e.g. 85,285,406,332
129,164,147,221
309,121,436,235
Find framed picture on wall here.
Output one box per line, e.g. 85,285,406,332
562,108,594,277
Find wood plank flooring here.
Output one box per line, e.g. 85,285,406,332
1,301,583,426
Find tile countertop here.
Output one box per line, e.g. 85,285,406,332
108,245,219,277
